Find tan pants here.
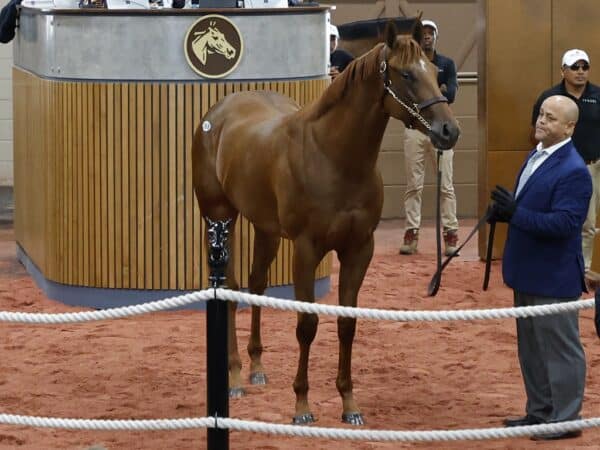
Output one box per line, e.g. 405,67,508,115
403,128,458,230
582,160,600,271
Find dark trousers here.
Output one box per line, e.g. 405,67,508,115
514,291,585,422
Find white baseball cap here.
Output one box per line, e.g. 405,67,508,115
562,49,590,66
422,19,438,36
329,24,339,38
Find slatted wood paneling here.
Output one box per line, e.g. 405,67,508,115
14,69,331,292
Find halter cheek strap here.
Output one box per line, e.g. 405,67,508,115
379,47,448,126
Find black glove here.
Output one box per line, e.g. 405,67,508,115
490,185,516,222
486,204,499,224
486,203,510,223
595,295,600,338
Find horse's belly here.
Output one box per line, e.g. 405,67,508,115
217,142,284,234
320,209,378,250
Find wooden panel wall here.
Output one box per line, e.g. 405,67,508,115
13,69,331,291
478,0,551,258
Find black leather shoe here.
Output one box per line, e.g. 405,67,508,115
531,430,582,441
503,415,543,427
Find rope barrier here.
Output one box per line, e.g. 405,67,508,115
0,290,214,323
0,288,593,324
216,289,595,322
0,413,598,441
1,289,597,442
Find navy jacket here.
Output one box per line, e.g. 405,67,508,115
330,49,354,73
0,0,21,44
502,140,592,298
431,51,457,104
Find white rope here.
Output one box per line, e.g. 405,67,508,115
0,290,215,323
216,289,595,322
0,289,597,442
0,413,598,441
0,413,214,430
219,417,598,441
0,289,594,324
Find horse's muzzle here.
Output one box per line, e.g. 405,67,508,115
429,119,460,150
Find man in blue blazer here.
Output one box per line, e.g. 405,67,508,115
491,95,592,441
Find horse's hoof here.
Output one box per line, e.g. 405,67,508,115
342,412,365,425
249,372,268,385
292,413,315,425
229,387,246,398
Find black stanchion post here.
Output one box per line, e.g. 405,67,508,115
206,218,231,450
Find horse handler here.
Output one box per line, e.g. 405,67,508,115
399,19,459,256
489,95,591,441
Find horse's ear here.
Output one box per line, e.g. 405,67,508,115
411,12,424,44
384,20,398,49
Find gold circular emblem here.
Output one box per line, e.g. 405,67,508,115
184,15,244,79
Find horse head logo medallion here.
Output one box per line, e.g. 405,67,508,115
184,15,243,79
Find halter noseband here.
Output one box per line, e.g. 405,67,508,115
379,46,448,131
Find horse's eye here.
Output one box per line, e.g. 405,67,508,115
400,71,413,81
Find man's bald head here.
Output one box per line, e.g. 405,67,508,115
546,95,579,122
534,95,579,148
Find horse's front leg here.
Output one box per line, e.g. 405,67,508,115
291,235,323,424
336,235,374,425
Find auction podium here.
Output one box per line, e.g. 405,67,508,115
13,5,332,308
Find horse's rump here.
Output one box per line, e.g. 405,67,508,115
195,90,302,232
201,90,299,156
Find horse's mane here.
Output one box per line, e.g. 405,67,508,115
388,35,425,67
303,35,423,119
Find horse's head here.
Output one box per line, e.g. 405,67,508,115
192,23,236,65
202,24,236,60
379,21,460,150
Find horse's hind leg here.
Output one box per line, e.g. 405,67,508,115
200,212,246,398
194,178,245,398
247,228,280,385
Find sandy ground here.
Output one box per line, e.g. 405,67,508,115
0,219,599,450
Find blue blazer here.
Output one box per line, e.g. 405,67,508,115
502,140,592,298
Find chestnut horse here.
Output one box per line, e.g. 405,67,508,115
192,22,460,425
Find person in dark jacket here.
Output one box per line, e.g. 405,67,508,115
492,95,591,441
328,24,353,81
0,0,22,44
399,19,460,257
531,49,600,286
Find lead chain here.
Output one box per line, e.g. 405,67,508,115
384,85,432,131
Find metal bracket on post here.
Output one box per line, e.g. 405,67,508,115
206,218,231,450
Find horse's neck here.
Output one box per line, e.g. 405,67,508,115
197,34,209,49
303,75,390,174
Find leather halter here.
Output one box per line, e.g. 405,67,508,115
379,46,448,127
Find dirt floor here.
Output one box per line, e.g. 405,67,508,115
1,219,599,450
